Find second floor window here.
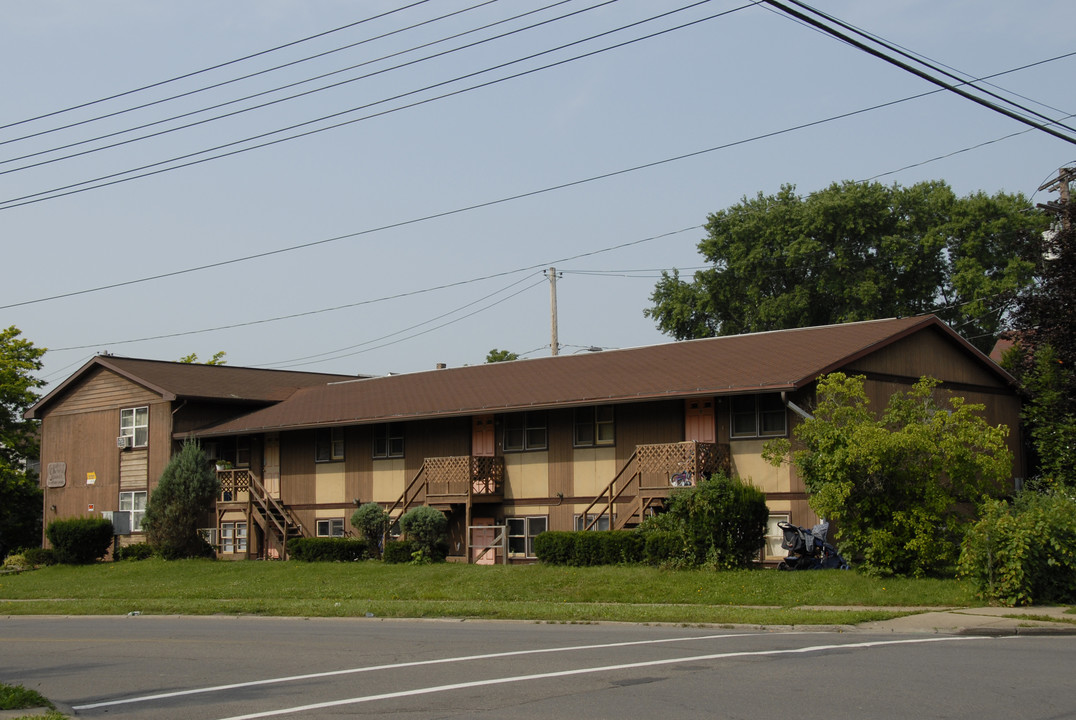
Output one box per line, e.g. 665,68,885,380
574,406,615,447
315,428,345,462
120,406,149,447
731,394,787,438
503,411,547,452
373,423,404,459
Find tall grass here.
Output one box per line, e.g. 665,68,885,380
0,559,975,624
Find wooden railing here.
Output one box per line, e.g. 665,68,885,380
579,441,730,531
387,455,504,520
215,467,302,559
217,468,250,502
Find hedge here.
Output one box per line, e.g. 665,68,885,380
289,537,370,562
534,530,644,566
45,517,114,564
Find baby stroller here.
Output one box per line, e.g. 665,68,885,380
776,521,848,570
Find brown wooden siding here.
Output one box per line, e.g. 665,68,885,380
846,327,1005,388
614,400,684,467
46,368,162,417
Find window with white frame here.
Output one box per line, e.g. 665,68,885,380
763,513,790,559
221,522,248,553
507,516,547,557
372,423,404,459
574,406,615,447
316,518,345,537
120,406,149,447
503,412,547,452
117,490,147,533
730,394,787,438
574,513,611,532
315,428,345,462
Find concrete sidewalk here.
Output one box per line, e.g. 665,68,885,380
852,604,1076,635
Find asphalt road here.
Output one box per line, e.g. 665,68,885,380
2,615,1074,719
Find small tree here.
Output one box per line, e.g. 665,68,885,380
765,373,1013,577
143,440,219,559
660,472,769,569
350,502,389,558
398,505,448,562
0,460,42,560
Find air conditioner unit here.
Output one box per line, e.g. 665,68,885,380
117,436,132,449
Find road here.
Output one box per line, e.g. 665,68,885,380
1,615,1073,719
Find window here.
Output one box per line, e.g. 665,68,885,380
120,406,149,447
317,518,345,537
373,423,404,459
574,406,615,447
221,522,248,553
763,514,790,559
503,412,547,452
730,394,787,438
315,428,345,462
117,490,147,533
507,516,547,557
574,513,611,531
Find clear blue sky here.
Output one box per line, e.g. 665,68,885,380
4,0,1073,388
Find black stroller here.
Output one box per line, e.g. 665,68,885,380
776,521,848,570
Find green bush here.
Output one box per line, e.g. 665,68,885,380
21,547,56,567
45,517,114,564
399,506,448,562
350,503,390,559
959,492,1076,606
114,543,155,561
143,440,219,559
534,531,573,564
289,537,369,562
383,539,418,564
533,531,644,566
665,472,769,569
643,530,685,566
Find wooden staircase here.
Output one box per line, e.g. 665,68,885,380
579,441,730,531
249,473,303,559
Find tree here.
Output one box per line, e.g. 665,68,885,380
0,327,46,558
142,440,219,558
350,502,389,559
485,348,519,363
764,374,1013,577
398,505,447,562
179,351,227,365
646,180,1047,353
1005,194,1076,488
660,472,769,569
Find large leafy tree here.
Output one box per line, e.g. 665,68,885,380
764,374,1013,577
143,440,220,558
646,180,1047,353
0,326,46,558
1005,195,1076,488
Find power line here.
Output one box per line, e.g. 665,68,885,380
0,0,437,132
760,0,1076,146
1,0,608,173
0,0,734,210
5,46,1071,311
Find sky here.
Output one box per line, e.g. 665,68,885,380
3,0,1074,390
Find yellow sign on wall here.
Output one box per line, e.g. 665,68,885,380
86,472,96,485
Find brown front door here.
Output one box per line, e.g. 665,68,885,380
472,415,495,457
685,399,715,443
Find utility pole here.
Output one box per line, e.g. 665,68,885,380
1037,166,1074,231
547,267,560,356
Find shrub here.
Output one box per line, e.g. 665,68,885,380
399,506,448,562
959,491,1076,606
350,503,390,558
289,537,369,562
21,547,56,567
664,472,769,569
143,440,219,559
114,543,155,561
45,517,114,564
533,531,644,566
643,530,684,566
383,539,417,564
534,531,574,564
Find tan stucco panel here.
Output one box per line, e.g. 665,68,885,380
504,452,550,499
729,439,789,493
571,446,617,497
315,463,346,505
371,459,406,503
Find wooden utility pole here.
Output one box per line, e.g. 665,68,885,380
1037,166,1074,231
547,267,560,356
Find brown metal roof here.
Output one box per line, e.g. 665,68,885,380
25,356,358,419
195,315,1002,437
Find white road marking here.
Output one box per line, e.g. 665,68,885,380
72,631,816,710
215,636,992,720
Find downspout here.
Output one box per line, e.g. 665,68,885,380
781,391,813,421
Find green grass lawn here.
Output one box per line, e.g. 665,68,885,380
0,559,976,625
